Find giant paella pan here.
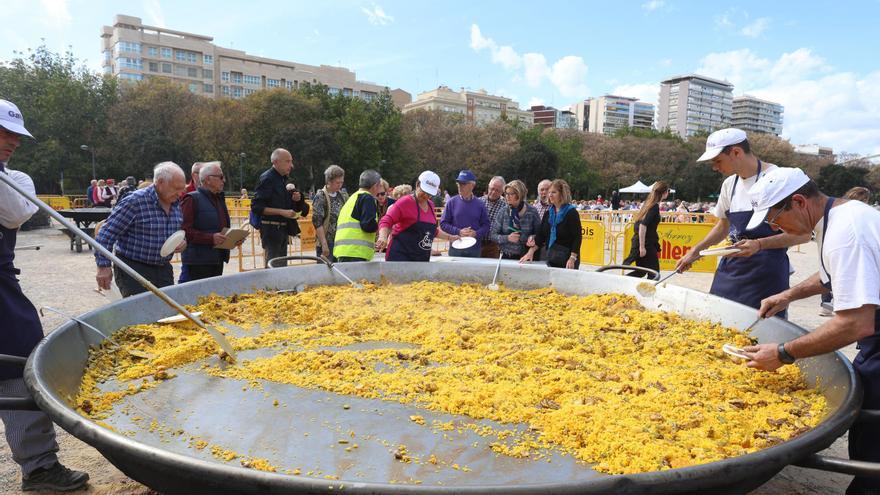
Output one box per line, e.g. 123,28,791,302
3,259,878,494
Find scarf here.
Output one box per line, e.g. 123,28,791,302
508,201,523,232
548,203,574,248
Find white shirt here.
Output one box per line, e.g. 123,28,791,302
0,165,38,229
713,162,779,219
816,200,880,312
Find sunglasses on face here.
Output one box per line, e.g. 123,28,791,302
377,192,386,197
206,174,225,181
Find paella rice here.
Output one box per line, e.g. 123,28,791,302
75,281,826,475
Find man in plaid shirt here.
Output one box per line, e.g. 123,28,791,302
479,176,506,258
95,162,187,297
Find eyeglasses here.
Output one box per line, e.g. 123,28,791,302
764,204,788,228
205,174,225,181
377,192,386,197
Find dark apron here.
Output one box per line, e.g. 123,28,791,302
818,198,880,493
386,195,436,262
709,161,790,318
0,223,44,380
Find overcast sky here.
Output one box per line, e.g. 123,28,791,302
4,0,879,156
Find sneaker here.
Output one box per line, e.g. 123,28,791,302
22,463,89,492
819,307,833,317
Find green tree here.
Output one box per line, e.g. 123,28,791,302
817,164,869,197
0,45,117,193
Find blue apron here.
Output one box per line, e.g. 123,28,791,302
386,195,436,262
709,161,790,318
818,197,880,493
0,218,44,380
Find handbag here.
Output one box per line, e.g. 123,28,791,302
546,243,571,268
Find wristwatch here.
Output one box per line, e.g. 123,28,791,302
777,342,796,365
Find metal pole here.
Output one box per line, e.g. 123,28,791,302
0,172,237,361
90,148,96,180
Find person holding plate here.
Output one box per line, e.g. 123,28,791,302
673,129,809,316
95,162,187,297
490,180,541,260
440,169,490,257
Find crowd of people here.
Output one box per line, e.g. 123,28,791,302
7,94,880,494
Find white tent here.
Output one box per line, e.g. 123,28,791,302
618,181,651,193
618,180,676,194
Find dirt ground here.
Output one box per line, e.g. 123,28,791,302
1,226,852,493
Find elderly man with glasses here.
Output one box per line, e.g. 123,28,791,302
180,161,242,282
743,167,880,495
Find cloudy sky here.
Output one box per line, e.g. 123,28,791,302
3,0,879,156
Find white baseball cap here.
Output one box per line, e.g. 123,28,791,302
745,167,811,230
418,170,441,196
0,100,34,139
696,128,747,162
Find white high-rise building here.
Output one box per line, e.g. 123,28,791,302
657,74,733,137
570,95,655,134
732,95,784,136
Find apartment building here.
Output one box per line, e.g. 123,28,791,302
657,74,733,137
570,95,655,134
529,106,577,129
402,86,533,126
732,95,784,136
101,15,411,107
794,144,834,157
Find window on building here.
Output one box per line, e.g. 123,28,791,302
222,85,230,96
162,63,172,73
147,46,159,57
231,73,242,84
244,88,256,96
103,66,112,75
203,54,213,65
117,41,141,54
203,84,214,94
115,57,143,70
285,81,294,90
187,67,198,78
342,88,353,97
267,79,280,88
221,72,230,82
148,62,158,72
175,50,198,64
203,69,213,79
244,75,260,85
174,66,188,77
161,47,172,59
103,50,112,63
232,87,243,98
328,87,340,95
119,73,143,81
188,83,199,93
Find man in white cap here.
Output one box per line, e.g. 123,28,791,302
0,99,90,491
743,167,880,495
674,128,809,316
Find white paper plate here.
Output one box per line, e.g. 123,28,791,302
699,247,741,257
157,311,203,324
721,344,750,360
451,236,477,250
160,230,186,257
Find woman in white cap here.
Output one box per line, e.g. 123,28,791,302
376,171,460,261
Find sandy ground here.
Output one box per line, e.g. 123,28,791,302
0,226,853,494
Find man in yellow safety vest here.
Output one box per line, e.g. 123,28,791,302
333,169,384,262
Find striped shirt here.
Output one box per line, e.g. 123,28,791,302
95,185,182,267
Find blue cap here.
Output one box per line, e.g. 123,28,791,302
456,169,476,183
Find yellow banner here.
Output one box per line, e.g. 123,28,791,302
579,219,606,265
298,220,316,250
623,222,717,273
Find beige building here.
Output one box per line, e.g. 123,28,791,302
402,86,533,126
732,95,784,136
657,74,733,137
101,15,411,107
571,95,655,134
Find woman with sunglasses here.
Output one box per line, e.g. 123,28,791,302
490,180,540,260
